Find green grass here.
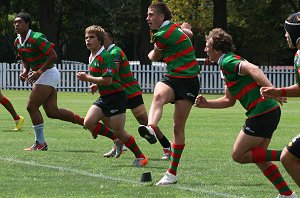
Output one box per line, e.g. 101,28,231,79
0,90,298,198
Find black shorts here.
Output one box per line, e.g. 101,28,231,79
93,91,127,117
127,94,144,109
160,75,200,103
243,107,281,138
286,134,300,159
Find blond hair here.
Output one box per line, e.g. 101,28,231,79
85,25,105,45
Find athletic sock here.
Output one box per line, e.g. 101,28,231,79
263,164,293,196
252,147,282,162
124,135,144,158
167,143,185,176
73,113,84,126
158,135,171,148
33,123,45,144
0,96,20,120
92,123,116,140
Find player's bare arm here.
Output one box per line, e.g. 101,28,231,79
27,49,57,84
195,88,236,109
148,44,163,61
19,60,30,81
261,84,300,98
76,72,112,86
239,61,273,87
181,22,193,39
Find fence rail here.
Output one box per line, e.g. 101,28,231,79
0,62,295,94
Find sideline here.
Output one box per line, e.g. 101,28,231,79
0,157,242,198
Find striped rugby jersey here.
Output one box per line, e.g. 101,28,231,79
154,21,199,78
89,46,123,96
107,44,142,98
15,30,55,71
219,52,279,118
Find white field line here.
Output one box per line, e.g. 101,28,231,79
0,157,243,198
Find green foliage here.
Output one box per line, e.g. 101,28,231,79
0,91,299,197
1,0,300,64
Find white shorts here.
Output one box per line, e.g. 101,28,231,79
34,67,60,88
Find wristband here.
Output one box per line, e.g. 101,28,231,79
281,88,287,97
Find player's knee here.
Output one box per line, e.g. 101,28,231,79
280,149,289,165
231,151,247,164
83,119,93,130
26,103,38,114
45,111,57,119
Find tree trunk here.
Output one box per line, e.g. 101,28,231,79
38,0,59,56
136,0,151,64
213,0,227,30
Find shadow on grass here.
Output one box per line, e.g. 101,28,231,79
50,149,97,153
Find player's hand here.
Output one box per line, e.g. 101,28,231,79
76,72,88,82
275,96,287,106
260,87,281,99
181,22,192,30
19,72,28,82
27,71,40,84
90,84,98,95
194,95,208,108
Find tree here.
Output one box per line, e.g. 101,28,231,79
213,0,227,30
136,0,151,64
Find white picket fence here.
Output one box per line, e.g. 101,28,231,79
0,61,295,93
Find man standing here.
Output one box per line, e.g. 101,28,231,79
195,28,296,198
102,29,171,159
140,2,200,185
261,12,300,189
77,25,148,167
14,12,85,150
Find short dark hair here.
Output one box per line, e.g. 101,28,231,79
149,2,172,21
16,12,32,28
206,28,235,53
284,12,300,47
104,28,115,43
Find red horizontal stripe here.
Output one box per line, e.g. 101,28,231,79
44,44,55,55
165,74,198,78
99,88,123,96
28,38,37,44
163,24,177,39
235,81,258,100
122,81,138,88
156,41,166,49
172,60,198,73
127,91,142,99
119,72,133,78
96,56,103,64
170,161,179,167
27,53,45,63
90,67,101,73
225,80,238,88
164,46,194,63
247,97,265,110
172,144,185,150
175,34,187,44
32,63,44,71
38,41,46,51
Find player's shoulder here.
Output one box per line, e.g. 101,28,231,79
222,53,243,65
31,31,45,39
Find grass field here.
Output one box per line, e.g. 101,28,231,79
0,90,299,198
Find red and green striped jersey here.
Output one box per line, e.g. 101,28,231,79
89,47,123,96
107,44,142,99
14,30,55,71
294,50,300,86
154,21,199,78
219,52,279,118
